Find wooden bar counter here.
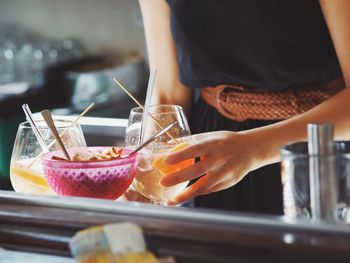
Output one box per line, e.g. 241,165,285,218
0,190,349,262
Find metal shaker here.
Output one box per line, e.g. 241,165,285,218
307,123,338,222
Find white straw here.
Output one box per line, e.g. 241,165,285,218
140,68,157,144
113,77,180,144
22,104,49,152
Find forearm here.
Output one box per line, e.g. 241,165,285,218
138,0,193,117
244,87,350,168
153,83,194,117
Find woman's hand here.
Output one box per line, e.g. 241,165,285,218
160,131,264,205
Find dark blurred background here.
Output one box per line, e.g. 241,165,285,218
0,0,148,189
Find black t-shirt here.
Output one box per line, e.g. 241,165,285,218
166,0,342,91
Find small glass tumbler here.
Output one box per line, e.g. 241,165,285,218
10,119,86,195
281,141,350,223
125,105,192,204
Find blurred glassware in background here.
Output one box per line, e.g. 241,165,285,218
0,23,87,88
66,52,148,111
281,141,350,223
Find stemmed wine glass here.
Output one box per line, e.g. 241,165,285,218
10,119,86,195
125,105,193,204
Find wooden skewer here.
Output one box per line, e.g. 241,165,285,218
113,78,144,108
41,109,71,161
113,78,179,144
27,102,95,168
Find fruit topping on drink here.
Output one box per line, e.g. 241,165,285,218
51,147,123,161
153,142,194,175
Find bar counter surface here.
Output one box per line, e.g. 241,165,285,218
0,190,349,263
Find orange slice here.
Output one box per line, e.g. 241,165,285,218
10,166,50,188
153,142,194,175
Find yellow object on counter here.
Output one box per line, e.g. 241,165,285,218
78,251,158,263
114,252,159,263
77,251,113,263
70,223,161,263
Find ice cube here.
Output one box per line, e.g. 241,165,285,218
137,154,154,173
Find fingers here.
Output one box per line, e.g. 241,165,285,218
167,173,219,205
161,153,220,186
203,182,227,195
168,163,245,205
205,164,245,194
165,142,209,164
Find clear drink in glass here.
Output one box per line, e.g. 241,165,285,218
10,119,86,194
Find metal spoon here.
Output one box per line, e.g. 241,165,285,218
126,121,178,157
41,109,71,161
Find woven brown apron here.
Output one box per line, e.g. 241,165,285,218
201,78,345,122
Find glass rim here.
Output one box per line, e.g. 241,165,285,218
130,104,184,115
42,147,136,168
281,140,350,158
280,151,350,158
19,119,78,129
